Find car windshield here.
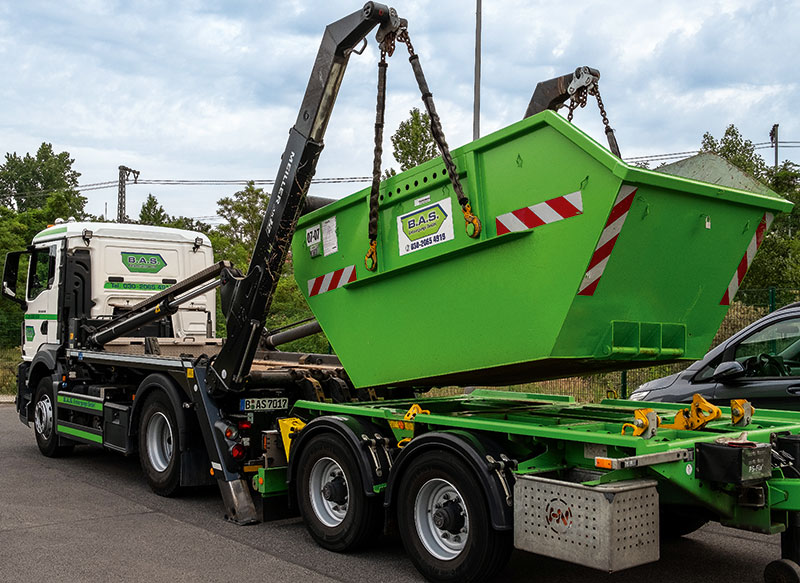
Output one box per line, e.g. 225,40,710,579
733,316,800,376
737,319,800,358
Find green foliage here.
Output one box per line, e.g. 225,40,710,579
390,108,437,173
0,143,89,347
138,193,171,226
700,125,768,181
0,143,84,213
701,126,800,291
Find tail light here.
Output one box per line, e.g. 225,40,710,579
231,443,246,460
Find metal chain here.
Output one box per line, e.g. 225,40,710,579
566,83,621,157
589,84,621,157
365,44,391,272
397,29,481,238
567,86,588,122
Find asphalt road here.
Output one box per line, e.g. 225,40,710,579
0,403,785,583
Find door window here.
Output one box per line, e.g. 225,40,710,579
734,317,800,377
27,245,56,301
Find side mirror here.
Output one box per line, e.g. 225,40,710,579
2,250,28,309
712,361,745,382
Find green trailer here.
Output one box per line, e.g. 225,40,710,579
281,96,800,583
255,391,800,583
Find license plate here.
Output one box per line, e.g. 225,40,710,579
239,397,289,412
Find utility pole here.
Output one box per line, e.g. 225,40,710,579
473,0,481,141
770,124,779,169
118,165,140,223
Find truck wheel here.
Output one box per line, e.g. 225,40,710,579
296,433,382,552
396,450,512,583
765,559,800,583
138,391,181,496
659,505,709,539
33,377,74,457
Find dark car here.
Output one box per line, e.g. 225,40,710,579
629,301,800,410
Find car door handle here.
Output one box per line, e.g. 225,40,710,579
40,320,48,335
787,386,800,395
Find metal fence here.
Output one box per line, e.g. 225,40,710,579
2,288,799,398
526,289,800,402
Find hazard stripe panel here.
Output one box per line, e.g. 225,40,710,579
720,212,774,305
577,185,638,296
495,191,583,235
308,265,357,297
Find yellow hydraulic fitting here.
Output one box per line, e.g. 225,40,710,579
731,399,755,427
621,408,659,439
661,393,722,431
403,403,431,421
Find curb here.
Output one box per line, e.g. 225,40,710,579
0,395,15,404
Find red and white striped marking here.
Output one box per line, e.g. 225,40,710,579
720,212,774,305
495,191,583,235
307,265,356,297
577,185,638,296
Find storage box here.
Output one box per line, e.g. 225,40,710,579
513,475,659,572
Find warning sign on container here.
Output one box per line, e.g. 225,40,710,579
397,198,454,256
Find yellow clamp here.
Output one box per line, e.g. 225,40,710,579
731,399,755,427
661,393,722,431
462,203,482,238
403,403,431,421
621,408,659,439
364,240,377,272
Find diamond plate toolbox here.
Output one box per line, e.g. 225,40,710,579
514,475,660,572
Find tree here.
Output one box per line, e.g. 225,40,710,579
0,143,88,347
0,143,84,214
700,125,767,181
138,193,171,226
389,107,437,173
701,126,800,291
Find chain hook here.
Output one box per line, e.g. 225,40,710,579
462,203,482,238
365,240,378,272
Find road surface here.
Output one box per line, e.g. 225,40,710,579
0,404,783,582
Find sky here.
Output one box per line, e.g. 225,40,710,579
1,0,798,222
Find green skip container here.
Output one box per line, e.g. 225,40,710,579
292,111,791,389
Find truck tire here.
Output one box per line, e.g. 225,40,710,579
396,450,512,583
138,391,181,496
33,377,74,457
296,433,383,552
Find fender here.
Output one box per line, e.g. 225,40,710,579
384,431,515,531
131,373,189,452
286,415,392,507
21,344,62,424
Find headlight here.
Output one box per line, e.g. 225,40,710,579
628,390,651,401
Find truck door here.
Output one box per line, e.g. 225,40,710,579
22,243,60,359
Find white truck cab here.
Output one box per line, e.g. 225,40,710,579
2,221,217,361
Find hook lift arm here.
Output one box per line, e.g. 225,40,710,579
207,3,404,394
524,66,621,157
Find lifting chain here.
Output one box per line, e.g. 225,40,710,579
364,27,481,271
566,82,621,158
398,29,481,238
365,44,390,272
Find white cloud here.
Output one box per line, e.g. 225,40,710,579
0,0,798,220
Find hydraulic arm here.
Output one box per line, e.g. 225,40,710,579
207,3,403,394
